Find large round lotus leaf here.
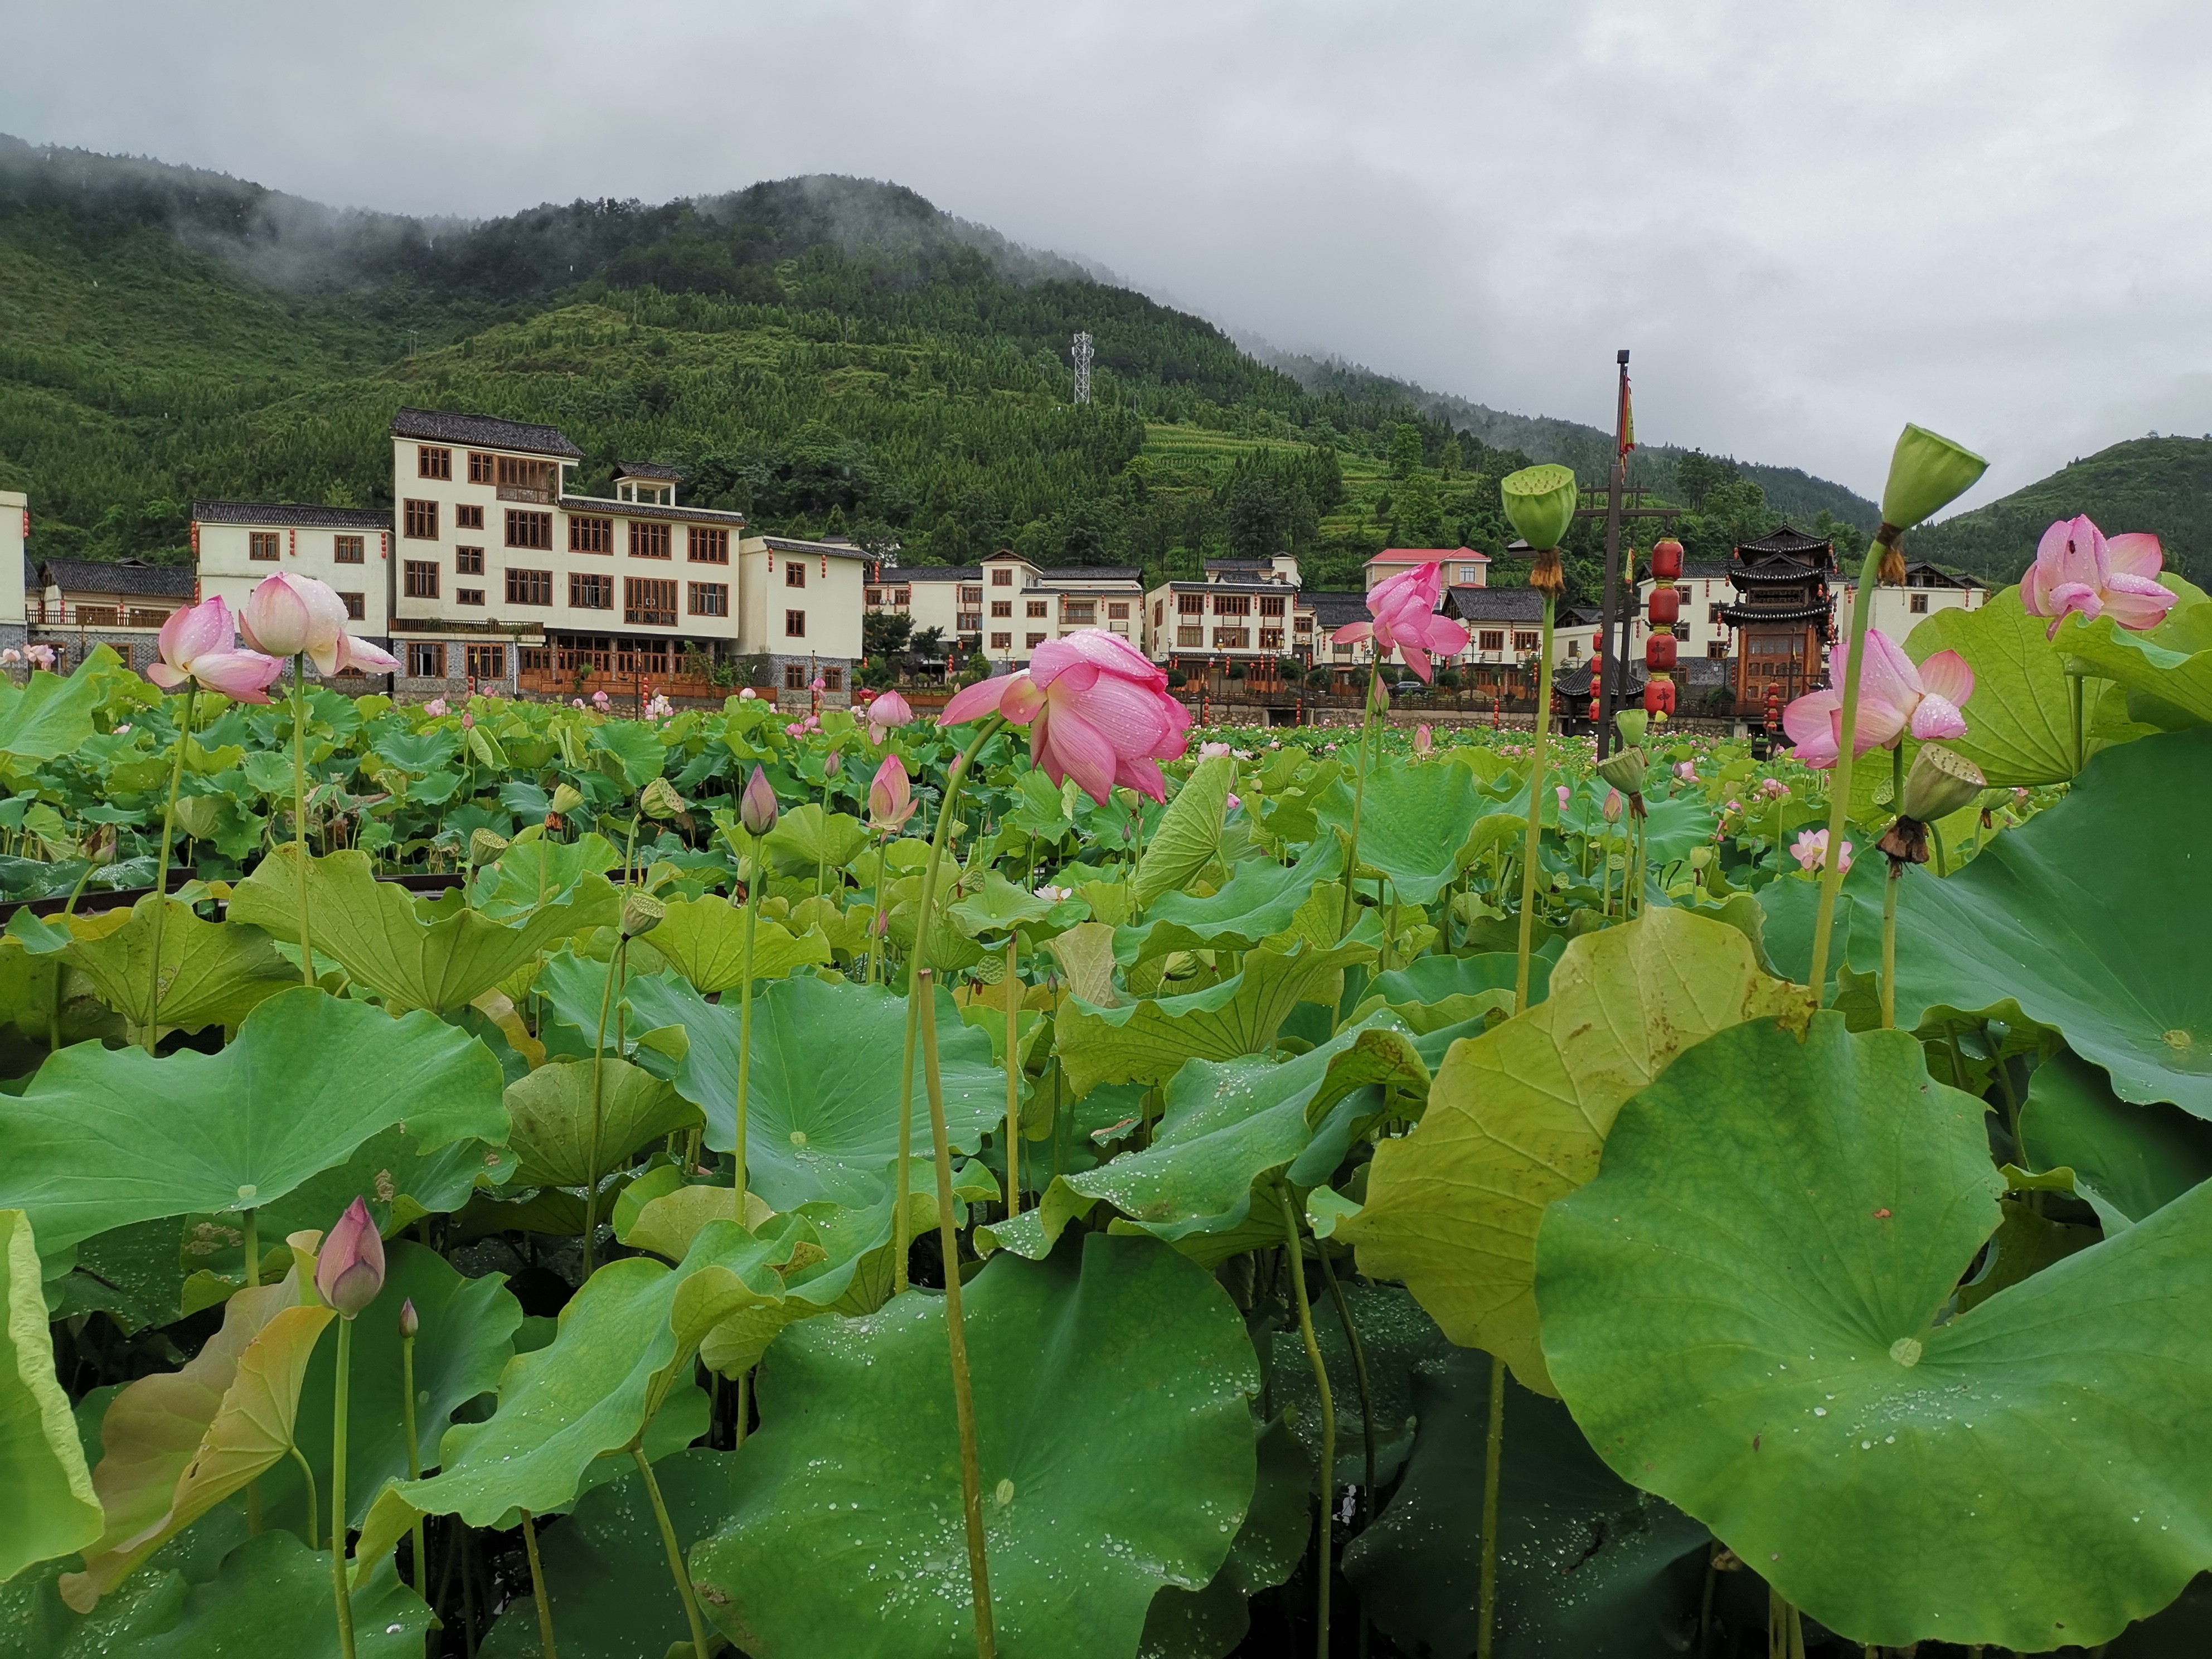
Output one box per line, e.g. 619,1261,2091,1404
139,1530,431,1658
1342,910,1802,1395
1760,727,2212,1115
1132,755,1234,910
2021,1047,2212,1231
1901,586,2084,784
1537,1012,2212,1651
1137,1413,1309,1659
503,1055,700,1189
0,1210,101,1581
0,987,507,1272
1314,759,1492,904
1116,840,1342,967
691,1234,1260,1659
1342,1349,1709,1658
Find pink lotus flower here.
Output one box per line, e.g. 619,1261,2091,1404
2021,515,2177,638
316,1196,386,1319
146,596,284,704
1782,629,1972,769
939,628,1191,804
1603,788,1624,822
592,690,610,709
240,571,397,675
810,677,826,692
460,712,475,730
1791,828,1852,874
571,697,586,709
1674,761,1699,783
867,690,914,745
0,649,19,667
1226,793,1243,812
1331,562,1471,682
424,697,449,717
26,644,55,672
869,753,916,831
1555,784,1571,809
1755,777,1791,802
1199,741,1234,759
1413,724,1433,756
739,765,779,837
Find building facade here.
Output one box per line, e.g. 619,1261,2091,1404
1144,555,1314,678
867,552,1143,668
1366,547,1491,590
1844,561,1987,643
740,536,869,701
194,501,395,644
1718,526,1839,706
0,491,27,656
32,559,196,675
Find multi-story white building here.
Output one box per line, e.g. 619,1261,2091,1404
195,501,395,643
739,536,869,695
0,490,27,655
1444,587,1602,673
866,552,1143,667
1367,546,1491,591
1143,555,1316,674
1845,561,1988,644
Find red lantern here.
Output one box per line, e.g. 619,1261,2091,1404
1644,633,1677,671
1647,586,1681,626
1650,539,1683,580
1643,678,1677,715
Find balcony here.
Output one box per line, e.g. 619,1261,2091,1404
624,605,677,628
36,601,178,629
497,484,553,505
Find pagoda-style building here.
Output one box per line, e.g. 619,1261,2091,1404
1719,525,1836,706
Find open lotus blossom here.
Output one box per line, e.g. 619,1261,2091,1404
592,690,610,709
0,649,19,666
424,697,449,717
866,690,914,745
1782,629,1972,769
1791,828,1852,874
1199,741,1234,759
26,644,55,671
868,752,916,831
1755,777,1791,801
147,596,284,703
2021,515,2177,638
1331,561,1470,682
1034,882,1073,903
1674,761,1699,783
939,628,1190,804
239,571,399,675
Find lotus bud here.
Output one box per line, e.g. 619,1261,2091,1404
823,749,843,779
398,1297,419,1340
639,777,686,820
468,827,508,867
315,1197,385,1319
869,752,916,831
739,765,779,838
1603,787,1624,823
1614,709,1648,747
620,890,667,938
550,783,585,817
1874,425,1989,584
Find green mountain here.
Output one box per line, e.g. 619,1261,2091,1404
1913,438,2212,590
0,134,1879,599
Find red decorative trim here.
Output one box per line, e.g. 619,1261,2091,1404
288,527,297,558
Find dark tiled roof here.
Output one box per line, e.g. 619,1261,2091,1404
42,558,195,598
1445,586,1549,623
1667,560,1735,580
1160,579,1304,596
560,494,745,528
1736,525,1833,560
1203,558,1276,571
390,408,584,460
753,535,869,561
877,565,983,582
614,460,682,481
194,499,392,530
1306,591,1372,628
1036,566,1141,582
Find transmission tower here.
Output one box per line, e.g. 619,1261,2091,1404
1071,332,1094,405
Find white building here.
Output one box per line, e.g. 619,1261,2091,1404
195,502,394,642
0,490,27,653
1845,562,1988,644
1144,555,1316,673
867,552,1143,668
1366,546,1490,590
739,536,869,695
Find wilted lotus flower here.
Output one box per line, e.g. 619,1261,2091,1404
1791,828,1852,874
739,765,779,837
940,629,1191,804
1754,777,1791,802
147,596,285,703
1783,629,1972,768
316,1197,386,1318
1332,562,1470,682
869,753,916,831
2020,515,2177,638
240,571,398,674
1674,761,1698,784
867,690,913,745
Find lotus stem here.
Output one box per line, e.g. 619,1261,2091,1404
144,683,197,1054
1477,1354,1505,1659
919,969,997,1659
893,719,1002,1293
632,1446,712,1659
733,838,766,1205
1337,666,1382,938
581,935,627,1277
329,1318,357,1659
292,653,314,987
1807,544,1884,997
401,1330,425,1593
1514,596,1556,1012
288,1443,318,1549
522,1510,559,1659
1003,935,1021,1215
2071,670,2086,774
1314,1243,1376,1535
1278,1186,1334,1659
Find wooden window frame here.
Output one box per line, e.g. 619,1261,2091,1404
1477,629,1505,652
570,515,612,554
333,535,365,565
783,608,807,638
628,520,672,560
990,600,1012,618
784,664,808,690
991,568,1013,586
626,578,678,627
249,531,282,562
454,546,484,575
454,503,485,531
569,572,613,610
467,452,495,484
688,526,729,564
506,568,554,607
784,561,807,588
338,591,365,620
990,631,1013,649
506,510,552,550
1177,594,1204,615
403,560,440,599
687,581,730,618
406,641,445,677
418,445,453,480
1026,600,1047,618
456,587,486,607
403,499,439,540
465,643,507,680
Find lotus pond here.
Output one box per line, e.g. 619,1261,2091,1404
2,516,2210,1659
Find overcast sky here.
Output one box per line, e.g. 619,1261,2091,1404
9,0,2209,511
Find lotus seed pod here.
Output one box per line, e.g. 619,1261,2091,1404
1500,463,1579,552
639,777,686,819
620,891,667,938
550,783,585,817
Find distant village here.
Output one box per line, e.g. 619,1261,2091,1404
0,407,1985,713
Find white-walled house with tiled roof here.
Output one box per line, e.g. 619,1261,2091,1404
866,551,1143,668
194,501,395,642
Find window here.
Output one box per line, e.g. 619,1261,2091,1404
1177,627,1204,647
1512,630,1540,652
406,642,444,677
506,568,553,606
1708,604,1725,625
466,644,506,680
1110,603,1130,620
784,664,809,690
333,535,365,565
249,531,282,562
991,632,1013,649
1214,594,1251,616
570,572,612,610
418,445,452,479
821,667,843,692
1025,600,1047,618
688,581,729,617
1259,594,1286,617
1214,628,1251,649
991,600,1012,618
1456,564,1481,583
957,612,982,631
338,591,365,620
506,510,552,549
991,568,1013,586
1259,628,1284,651
495,455,555,495
629,521,671,560
1062,601,1095,624
688,527,729,563
865,588,883,605
785,560,806,588
893,586,910,604
783,608,806,638
1708,642,1729,659
1018,631,1041,649
404,560,439,598
627,578,678,626
1478,629,1505,651
1294,614,1312,630
959,586,983,604
457,587,485,605
1178,594,1204,615
454,504,484,531
570,515,612,554
1565,638,1581,658
467,452,495,484
455,546,484,575
404,499,439,540
1909,593,1929,614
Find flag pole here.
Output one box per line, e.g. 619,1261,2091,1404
1595,350,1632,759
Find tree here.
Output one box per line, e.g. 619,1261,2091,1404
862,610,914,661
1674,450,1740,509
1388,423,1424,481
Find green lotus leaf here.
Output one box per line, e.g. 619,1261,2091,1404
987,1011,1420,1263
0,1210,101,1581
1134,755,1234,909
467,831,622,921
47,1216,193,1333
1341,910,1803,1394
1355,945,1555,1032
0,988,507,1273
479,1448,739,1659
503,1056,701,1189
1341,1348,1711,1659
372,726,460,774
1760,727,2212,1115
229,847,618,1013
1054,941,1371,1097
1138,1413,1309,1659
586,720,668,789
946,868,1056,938
2021,1048,2212,1232
643,897,832,993
1537,1012,2212,1651
140,1529,431,1658
2060,589,2212,729
1499,463,1579,551
1314,760,1495,905
251,1121,515,1243
691,1234,1260,1659
1267,1279,1453,1493
1115,839,1342,967
1904,588,2084,784
62,893,297,1036
0,654,110,765
761,801,870,879
0,1555,189,1657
